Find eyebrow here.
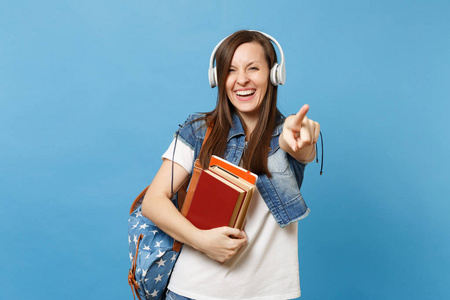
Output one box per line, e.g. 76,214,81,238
229,61,262,68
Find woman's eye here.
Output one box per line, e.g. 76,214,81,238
229,69,236,73
250,67,259,70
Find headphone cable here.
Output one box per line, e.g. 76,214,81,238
315,131,324,175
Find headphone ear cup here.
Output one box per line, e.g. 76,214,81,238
270,63,280,86
277,63,286,85
209,67,217,88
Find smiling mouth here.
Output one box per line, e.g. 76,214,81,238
235,89,256,97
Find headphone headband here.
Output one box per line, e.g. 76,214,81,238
208,30,286,88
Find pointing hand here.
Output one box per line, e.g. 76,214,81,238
282,104,320,154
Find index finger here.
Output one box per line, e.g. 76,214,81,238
291,104,310,127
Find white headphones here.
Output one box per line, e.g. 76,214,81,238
208,30,286,88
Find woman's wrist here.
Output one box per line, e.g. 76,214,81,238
297,144,316,163
185,226,204,250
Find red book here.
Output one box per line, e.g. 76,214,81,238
209,165,255,229
181,169,246,230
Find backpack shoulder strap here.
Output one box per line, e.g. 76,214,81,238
177,123,213,208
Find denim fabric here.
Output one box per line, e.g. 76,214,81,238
176,112,310,228
166,290,194,300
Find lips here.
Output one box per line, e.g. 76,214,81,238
234,89,256,101
235,89,256,96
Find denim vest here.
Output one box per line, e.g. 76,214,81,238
176,113,310,228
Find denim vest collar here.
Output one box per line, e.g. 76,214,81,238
227,113,245,142
227,112,283,138
227,112,284,158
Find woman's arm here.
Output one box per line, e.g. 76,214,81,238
279,104,321,163
141,159,247,263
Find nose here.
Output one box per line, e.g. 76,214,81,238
236,71,249,85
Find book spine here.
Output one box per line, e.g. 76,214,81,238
233,188,254,229
228,192,246,228
180,161,203,217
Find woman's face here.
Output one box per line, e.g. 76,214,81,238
226,42,270,121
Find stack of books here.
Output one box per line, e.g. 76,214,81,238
181,155,257,230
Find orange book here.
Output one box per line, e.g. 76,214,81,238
209,155,257,185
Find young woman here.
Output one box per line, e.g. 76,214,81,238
142,30,320,300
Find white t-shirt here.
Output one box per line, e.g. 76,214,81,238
163,139,301,300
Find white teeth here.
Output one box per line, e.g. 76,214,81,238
235,90,255,96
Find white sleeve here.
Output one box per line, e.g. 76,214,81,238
162,138,195,174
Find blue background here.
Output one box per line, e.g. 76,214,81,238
1,1,449,299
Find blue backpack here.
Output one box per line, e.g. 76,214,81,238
127,125,212,300
127,185,184,300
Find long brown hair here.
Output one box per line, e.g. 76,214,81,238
198,30,281,177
